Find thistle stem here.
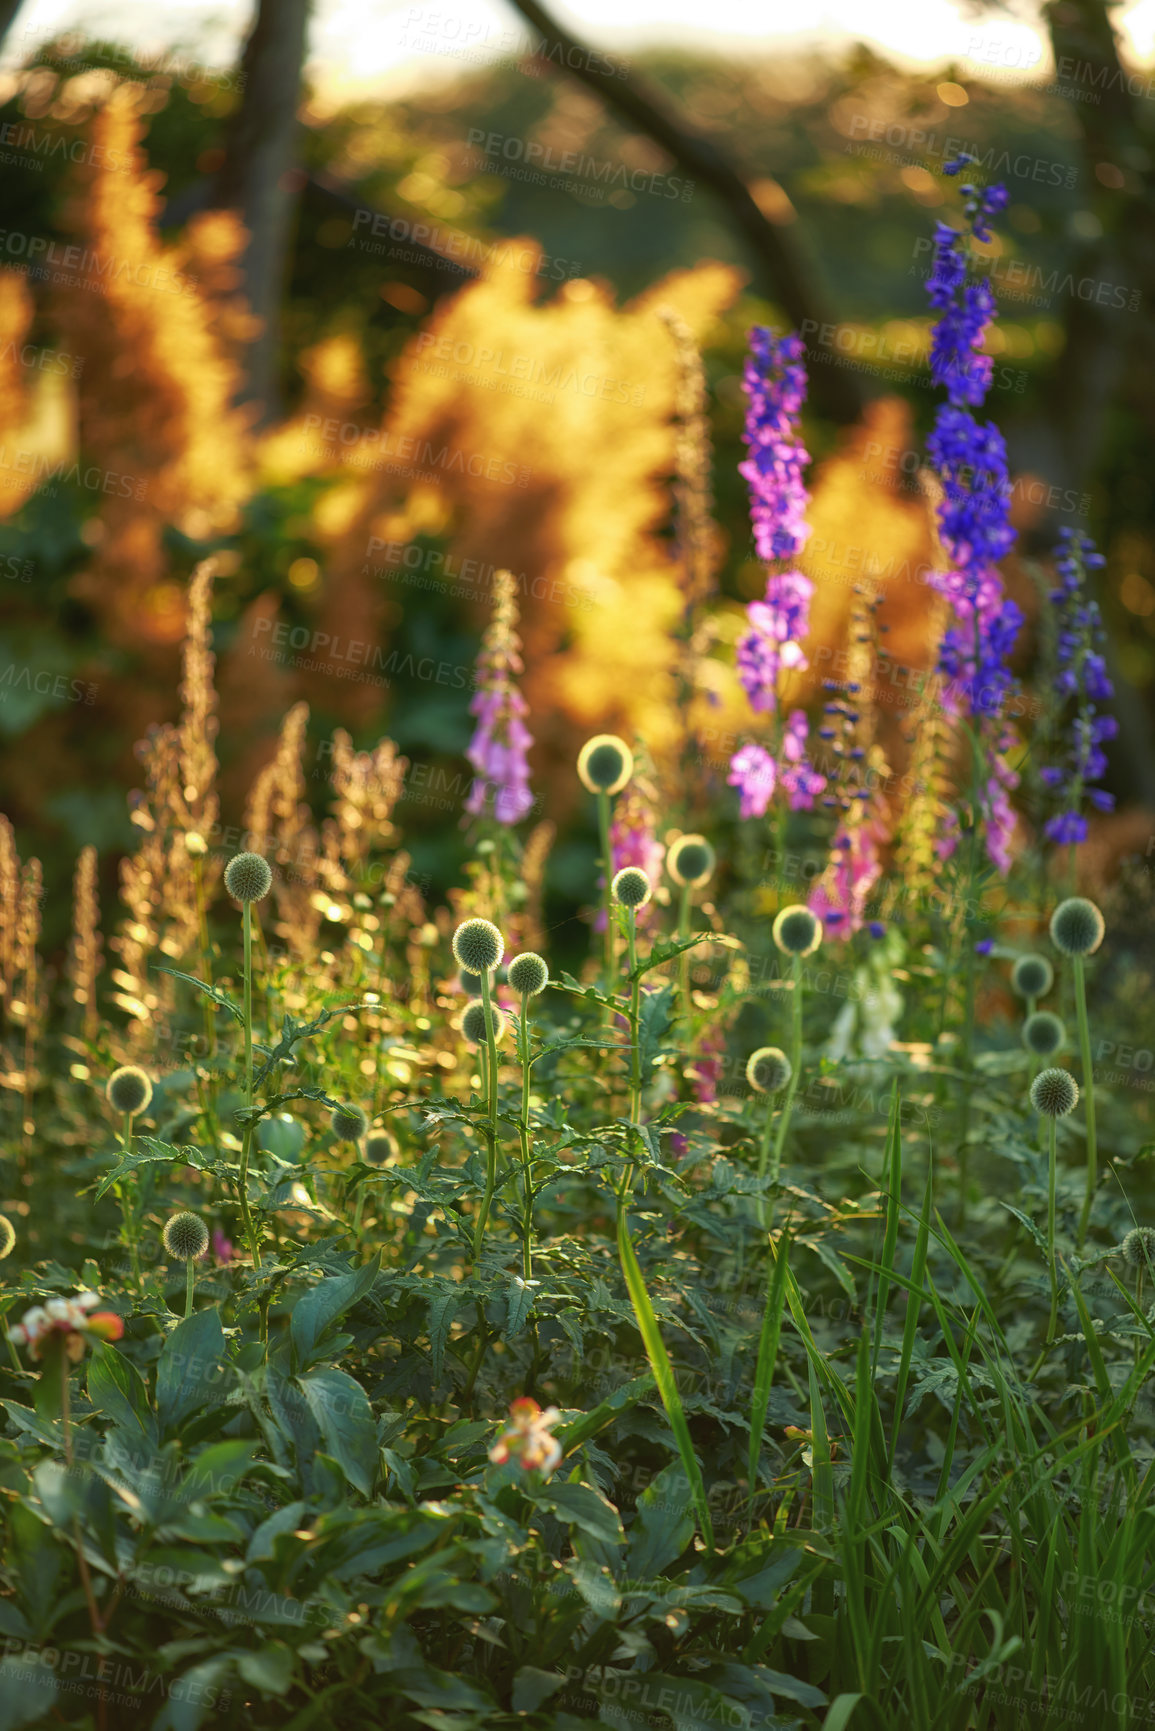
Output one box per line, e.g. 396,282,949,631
184,1256,196,1320
1028,1115,1061,1382
626,910,642,1131
237,901,262,1270
677,881,693,1012
597,788,614,992
121,1110,140,1284
472,968,501,1265
1073,954,1097,1251
517,992,534,1284
760,954,803,1228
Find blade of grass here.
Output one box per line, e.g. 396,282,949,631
747,1228,792,1525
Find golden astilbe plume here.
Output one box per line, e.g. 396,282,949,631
12,857,44,1137
0,816,19,1026
320,730,408,893
0,271,32,448
51,94,252,641
319,251,742,753
512,819,555,954
113,560,224,1034
69,844,103,1040
656,305,718,610
891,591,954,911
245,701,322,957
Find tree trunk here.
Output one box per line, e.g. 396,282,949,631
213,0,314,425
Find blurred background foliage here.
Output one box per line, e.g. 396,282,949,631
0,6,1153,966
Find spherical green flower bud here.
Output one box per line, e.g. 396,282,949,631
452,917,504,974
668,834,716,889
612,866,651,909
1012,954,1054,1000
1050,897,1105,958
577,733,633,796
223,850,273,903
163,1211,209,1261
1122,1227,1155,1270
1022,1011,1065,1058
746,1046,792,1095
330,1103,369,1142
107,1065,153,1117
773,904,822,957
507,952,549,996
0,1214,14,1260
365,1132,398,1164
1030,1066,1079,1118
462,999,507,1045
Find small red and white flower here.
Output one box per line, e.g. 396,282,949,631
8,1291,125,1362
488,1396,563,1476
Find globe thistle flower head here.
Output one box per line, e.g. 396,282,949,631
1012,954,1054,1000
746,1046,792,1095
1050,896,1105,957
452,917,505,974
365,1132,398,1165
107,1065,153,1117
1022,1011,1065,1058
223,850,273,903
330,1103,369,1142
0,1214,13,1260
773,904,822,957
668,834,716,889
507,951,549,996
1030,1067,1079,1117
577,734,633,796
612,866,652,910
462,999,507,1046
1122,1227,1155,1270
162,1212,209,1261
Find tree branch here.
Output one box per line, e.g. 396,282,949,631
503,0,866,424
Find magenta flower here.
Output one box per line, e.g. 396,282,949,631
735,572,815,715
211,1227,234,1264
739,328,811,563
809,818,885,940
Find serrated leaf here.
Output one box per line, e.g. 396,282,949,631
297,1367,377,1497
95,1138,199,1200
290,1252,381,1368
427,1291,460,1383
628,932,710,982
155,965,244,1024
503,1278,534,1339
1000,1201,1049,1253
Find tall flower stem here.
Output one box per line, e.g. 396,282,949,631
472,968,501,1265
1030,1114,1060,1380
626,908,642,1132
1073,954,1098,1250
237,900,262,1270
677,880,693,1011
120,1110,141,1283
517,993,535,1284
598,788,614,991
760,954,803,1228
184,1257,196,1320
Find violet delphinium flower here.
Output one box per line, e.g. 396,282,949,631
738,328,810,563
923,156,1024,869
465,569,534,824
1040,529,1117,846
728,327,825,818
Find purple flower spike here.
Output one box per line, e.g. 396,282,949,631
464,570,534,824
